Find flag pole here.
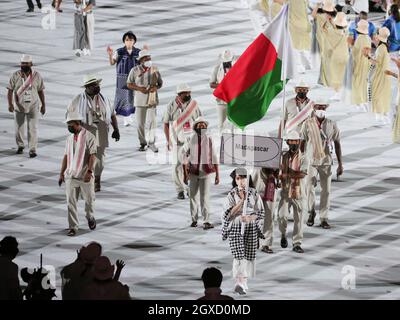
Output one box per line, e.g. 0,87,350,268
280,4,288,140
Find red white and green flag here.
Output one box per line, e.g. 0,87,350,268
213,4,296,129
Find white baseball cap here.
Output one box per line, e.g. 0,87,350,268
285,131,302,140
65,113,83,123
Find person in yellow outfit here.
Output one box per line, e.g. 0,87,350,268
288,0,312,73
312,0,336,86
351,19,371,112
325,12,349,101
369,27,398,125
271,0,286,19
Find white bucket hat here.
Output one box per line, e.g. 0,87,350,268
295,80,310,88
138,49,151,60
334,12,348,28
356,19,369,35
65,113,83,123
192,116,209,130
377,27,390,43
285,131,302,141
322,0,335,12
176,83,192,94
82,74,102,87
221,49,234,63
20,54,32,63
313,97,329,106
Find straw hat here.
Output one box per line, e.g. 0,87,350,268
285,131,302,141
81,74,102,87
20,54,32,64
377,27,390,43
295,80,310,88
356,19,369,35
334,12,348,28
322,0,335,12
176,83,192,94
65,112,83,123
93,256,115,281
138,49,151,60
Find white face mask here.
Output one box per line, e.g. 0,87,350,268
315,110,326,118
143,60,152,68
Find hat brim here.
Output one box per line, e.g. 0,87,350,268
81,79,102,87
356,28,368,34
94,267,114,281
378,36,388,43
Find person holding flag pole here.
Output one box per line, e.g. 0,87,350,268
215,3,296,293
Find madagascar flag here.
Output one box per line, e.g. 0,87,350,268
213,4,296,129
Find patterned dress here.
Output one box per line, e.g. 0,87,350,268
222,187,264,261
114,47,140,116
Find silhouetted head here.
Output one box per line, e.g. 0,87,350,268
201,267,223,289
0,236,19,260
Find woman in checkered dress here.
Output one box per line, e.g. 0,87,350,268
222,168,264,295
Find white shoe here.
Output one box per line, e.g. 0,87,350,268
361,103,369,112
148,143,159,153
123,117,130,127
75,50,82,57
330,92,341,101
234,284,246,295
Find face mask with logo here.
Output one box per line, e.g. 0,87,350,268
315,110,326,118
143,61,152,68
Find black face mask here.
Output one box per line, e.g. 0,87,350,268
21,66,31,73
297,92,307,99
86,85,100,96
68,126,76,134
289,144,300,152
182,95,191,102
223,62,232,69
195,128,206,135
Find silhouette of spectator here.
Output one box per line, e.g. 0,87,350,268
80,256,130,300
197,267,234,300
0,236,23,300
61,241,102,300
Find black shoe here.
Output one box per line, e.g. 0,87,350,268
320,220,331,229
139,144,147,151
261,246,274,254
281,236,288,248
88,217,96,230
29,151,37,158
293,245,304,253
26,8,34,12
37,2,42,9
16,147,24,154
190,221,197,227
177,191,185,200
203,222,214,230
307,210,316,227
67,229,76,237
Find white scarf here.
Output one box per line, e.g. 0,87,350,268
66,128,88,179
77,93,112,127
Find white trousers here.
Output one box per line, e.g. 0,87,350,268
172,144,188,194
86,13,95,50
66,178,95,231
278,191,304,246
189,174,211,223
260,200,274,247
14,109,39,152
136,106,156,146
295,50,312,72
307,165,332,221
232,258,255,279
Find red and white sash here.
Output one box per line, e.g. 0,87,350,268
16,71,37,98
285,101,313,132
66,128,88,178
173,99,198,134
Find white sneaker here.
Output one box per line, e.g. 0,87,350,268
330,92,341,101
361,103,369,112
234,284,246,295
148,143,159,153
123,117,130,127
